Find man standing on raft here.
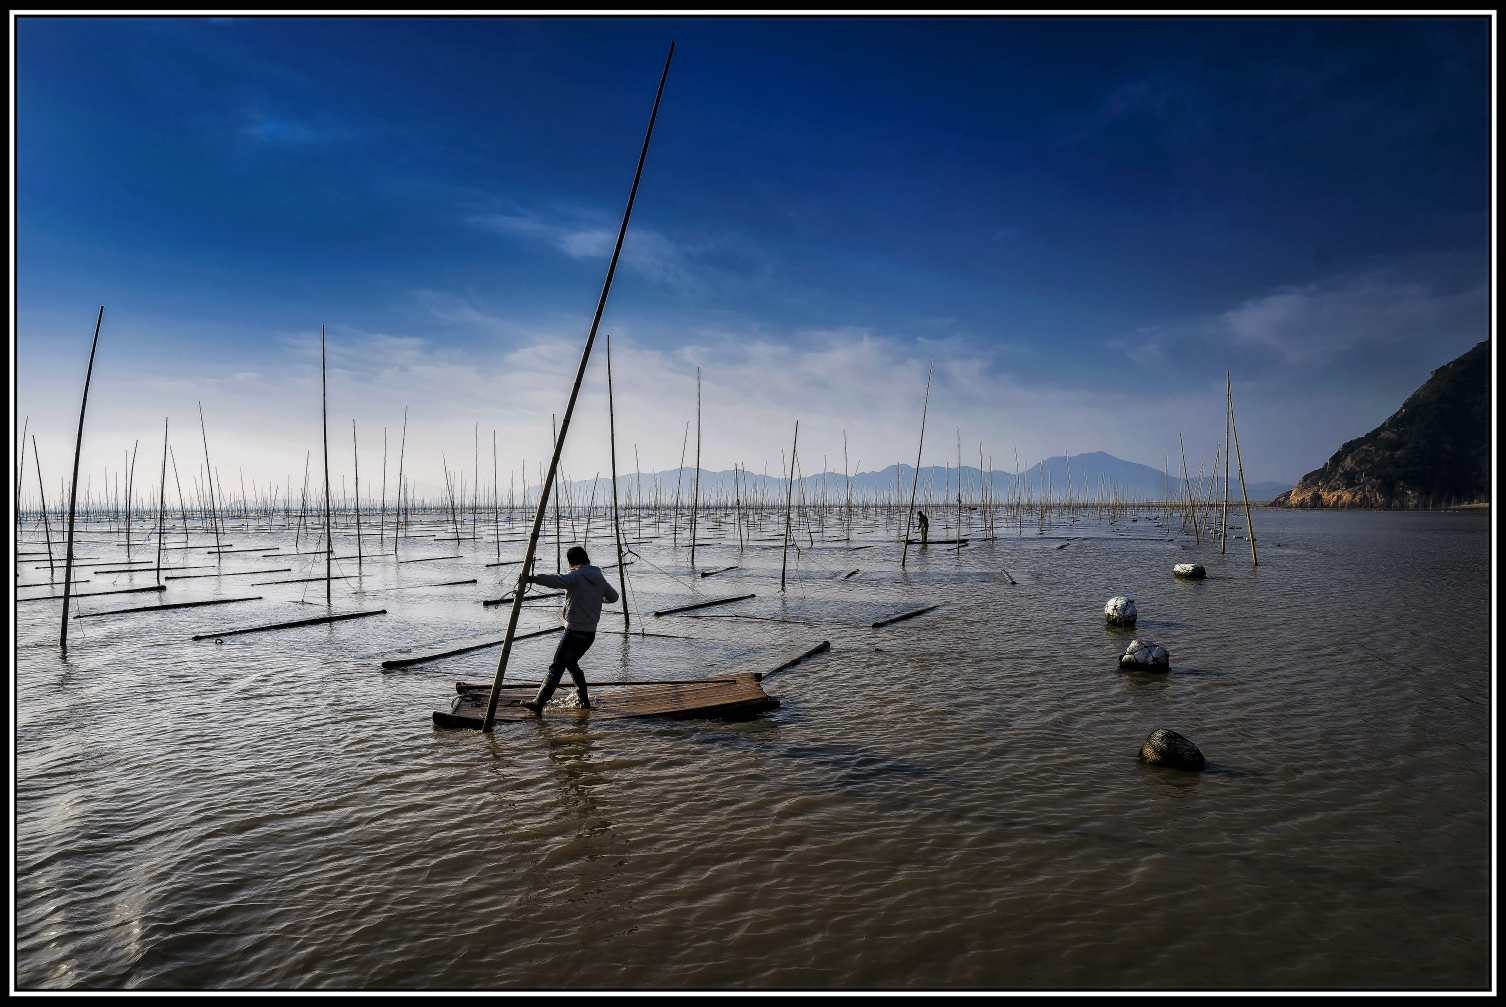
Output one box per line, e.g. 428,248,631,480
522,545,619,715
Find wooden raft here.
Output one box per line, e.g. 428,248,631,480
433,672,778,728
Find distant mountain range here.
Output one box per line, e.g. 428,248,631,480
558,449,1292,504
1272,339,1490,509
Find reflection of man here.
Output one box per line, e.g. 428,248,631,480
916,510,929,546
521,546,619,715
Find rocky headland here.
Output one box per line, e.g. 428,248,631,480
1271,339,1490,510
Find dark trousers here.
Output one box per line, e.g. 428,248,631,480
542,630,596,701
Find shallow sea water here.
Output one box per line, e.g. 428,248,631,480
13,509,1493,989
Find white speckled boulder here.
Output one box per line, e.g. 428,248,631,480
1119,639,1169,671
1104,596,1137,626
1139,728,1205,770
1173,563,1206,578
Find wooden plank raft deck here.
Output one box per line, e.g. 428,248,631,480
433,672,778,728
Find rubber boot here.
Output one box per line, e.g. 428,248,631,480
522,676,559,716
570,671,591,710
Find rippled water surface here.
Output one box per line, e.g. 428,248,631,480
14,509,1493,989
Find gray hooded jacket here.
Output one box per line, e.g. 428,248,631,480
531,564,620,632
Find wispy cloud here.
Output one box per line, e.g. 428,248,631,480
469,206,699,288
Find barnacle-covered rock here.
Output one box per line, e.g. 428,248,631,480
1104,596,1137,626
1173,563,1206,578
1119,639,1169,671
1139,728,1205,770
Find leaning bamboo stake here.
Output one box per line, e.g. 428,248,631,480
780,420,799,592
321,325,332,605
1229,381,1258,566
606,334,631,631
481,41,674,733
198,403,222,554
900,361,933,568
15,415,27,536
1221,371,1231,554
60,306,104,653
690,367,701,567
393,407,407,557
156,418,168,584
352,419,362,570
33,436,55,576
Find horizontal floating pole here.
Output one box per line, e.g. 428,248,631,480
761,640,832,681
483,590,565,608
399,555,463,564
1001,568,1018,584
903,538,969,545
95,564,215,574
166,569,292,581
457,674,742,692
699,565,739,578
193,609,387,640
872,604,940,628
654,593,756,617
484,558,523,567
848,544,875,551
392,579,477,590
250,575,356,586
382,625,565,670
19,583,162,602
77,596,263,619
842,569,860,579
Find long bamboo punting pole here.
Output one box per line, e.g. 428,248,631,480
606,335,631,631
480,41,675,733
900,361,933,569
322,325,332,605
60,306,105,653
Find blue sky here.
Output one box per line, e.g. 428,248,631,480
14,16,1492,499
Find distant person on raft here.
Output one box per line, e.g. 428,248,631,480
521,545,619,715
916,510,929,546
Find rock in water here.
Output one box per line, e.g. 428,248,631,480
1139,729,1205,770
1104,596,1137,626
1119,639,1169,670
1173,563,1206,578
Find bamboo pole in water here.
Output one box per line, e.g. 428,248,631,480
780,420,798,592
690,367,701,567
1221,371,1232,554
352,419,363,569
60,305,104,654
394,407,407,557
901,361,933,569
1229,380,1258,566
321,325,332,605
156,418,168,584
33,436,55,575
15,415,27,536
481,40,674,733
606,335,631,631
198,404,222,554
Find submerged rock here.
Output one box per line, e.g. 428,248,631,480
1119,639,1169,671
1104,596,1137,626
1173,563,1206,578
1139,728,1205,770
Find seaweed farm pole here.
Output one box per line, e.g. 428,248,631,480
198,403,223,554
900,360,933,569
780,420,799,592
60,305,104,654
352,419,363,570
1228,381,1258,566
15,415,27,540
156,418,168,584
380,427,388,549
690,367,701,568
481,40,674,733
493,430,501,562
321,324,332,605
552,416,562,572
170,446,190,544
32,436,55,575
394,407,407,558
1221,370,1232,554
606,334,631,631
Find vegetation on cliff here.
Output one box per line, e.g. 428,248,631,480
1271,339,1490,509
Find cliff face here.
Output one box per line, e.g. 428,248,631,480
1271,340,1491,509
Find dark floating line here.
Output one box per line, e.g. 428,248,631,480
250,575,356,586
193,609,387,641
654,593,756,617
761,640,832,681
399,555,464,564
381,625,565,670
872,604,941,628
699,565,739,578
482,590,565,608
842,569,860,579
166,569,292,581
77,596,263,619
19,584,162,602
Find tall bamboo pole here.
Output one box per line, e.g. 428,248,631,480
33,436,55,576
60,306,104,653
690,367,701,567
900,361,933,568
1229,382,1258,566
156,418,168,584
198,403,222,555
780,420,798,592
606,335,631,631
481,41,674,732
321,325,332,605
394,407,407,557
1221,371,1232,554
352,419,363,569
